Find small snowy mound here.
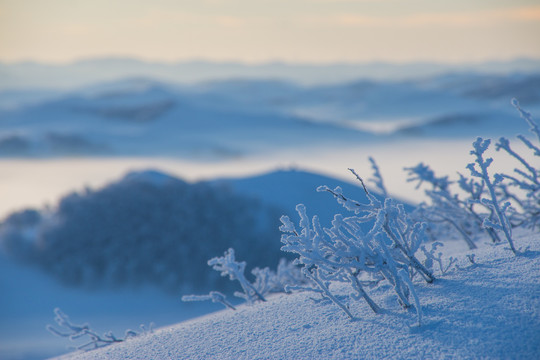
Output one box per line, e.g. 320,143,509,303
123,169,185,186
53,232,540,360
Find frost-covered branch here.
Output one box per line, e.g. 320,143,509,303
47,308,152,352
182,291,236,310
492,100,540,229
512,98,540,148
405,163,479,249
467,138,516,254
368,157,388,198
421,242,457,275
182,250,309,310
208,248,266,304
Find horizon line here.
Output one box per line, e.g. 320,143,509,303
2,55,540,67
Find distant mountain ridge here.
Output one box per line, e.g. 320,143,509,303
1,57,540,90
1,70,538,159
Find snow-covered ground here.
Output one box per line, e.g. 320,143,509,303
52,230,540,360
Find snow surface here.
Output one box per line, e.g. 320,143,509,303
53,231,540,360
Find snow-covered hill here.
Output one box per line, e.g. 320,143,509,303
52,230,540,360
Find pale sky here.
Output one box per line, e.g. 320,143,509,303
1,0,539,64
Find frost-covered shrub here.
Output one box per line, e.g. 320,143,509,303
0,172,283,292
406,99,539,254
47,308,153,352
280,171,431,324
183,248,265,308
494,99,540,230
252,258,309,295
207,248,267,304
182,249,308,309
182,291,237,310
404,160,509,249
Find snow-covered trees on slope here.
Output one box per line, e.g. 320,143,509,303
0,172,284,292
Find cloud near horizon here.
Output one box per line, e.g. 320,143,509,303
308,6,540,27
